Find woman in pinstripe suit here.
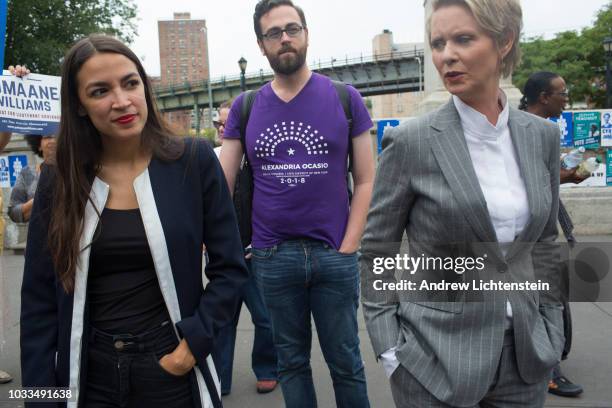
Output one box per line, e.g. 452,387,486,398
361,1,564,407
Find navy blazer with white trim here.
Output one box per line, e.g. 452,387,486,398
20,139,248,407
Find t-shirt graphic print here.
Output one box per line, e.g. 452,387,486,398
224,73,373,250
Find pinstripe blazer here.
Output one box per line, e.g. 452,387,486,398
360,99,565,406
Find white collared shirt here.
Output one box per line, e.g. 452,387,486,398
453,91,530,324
379,93,530,377
452,92,529,256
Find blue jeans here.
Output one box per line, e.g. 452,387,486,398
85,322,194,407
211,259,278,394
251,240,370,408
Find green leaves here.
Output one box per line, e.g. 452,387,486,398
4,0,137,75
514,2,612,108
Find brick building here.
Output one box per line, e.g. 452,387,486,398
158,12,210,133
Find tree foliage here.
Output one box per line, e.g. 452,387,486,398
514,2,612,108
4,0,138,75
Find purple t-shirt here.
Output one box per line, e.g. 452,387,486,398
224,73,373,249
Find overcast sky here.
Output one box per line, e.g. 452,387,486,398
131,0,611,79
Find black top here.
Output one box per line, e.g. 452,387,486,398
21,140,249,400
88,208,170,334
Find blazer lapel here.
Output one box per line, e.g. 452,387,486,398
429,100,504,261
506,108,541,259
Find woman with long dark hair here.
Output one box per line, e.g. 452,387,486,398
20,35,248,408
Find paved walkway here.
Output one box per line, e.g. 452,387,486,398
1,251,611,408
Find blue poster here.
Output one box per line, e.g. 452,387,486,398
549,112,573,147
0,71,62,135
377,120,400,154
8,154,27,187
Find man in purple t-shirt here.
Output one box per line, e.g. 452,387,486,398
219,1,374,406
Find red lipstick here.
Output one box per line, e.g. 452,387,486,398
115,114,136,124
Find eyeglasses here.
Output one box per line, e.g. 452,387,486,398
549,90,569,98
262,24,304,41
213,120,226,129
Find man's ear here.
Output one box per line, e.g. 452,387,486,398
537,91,549,105
258,39,266,56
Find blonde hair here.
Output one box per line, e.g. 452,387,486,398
427,0,523,77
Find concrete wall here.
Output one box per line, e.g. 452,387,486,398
560,187,612,235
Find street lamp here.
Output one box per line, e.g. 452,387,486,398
238,57,248,91
604,37,612,109
201,26,213,128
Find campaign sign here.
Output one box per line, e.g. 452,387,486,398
578,162,607,187
0,155,9,188
607,149,612,186
573,111,600,149
377,120,400,154
8,155,27,187
0,70,61,135
549,112,573,147
601,110,612,147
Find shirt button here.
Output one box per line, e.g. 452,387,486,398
114,340,125,350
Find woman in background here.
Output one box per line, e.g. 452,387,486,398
8,134,56,223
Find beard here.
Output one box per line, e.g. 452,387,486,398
266,45,307,75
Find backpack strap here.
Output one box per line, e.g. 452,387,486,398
239,89,258,164
331,80,353,173
331,80,353,135
234,89,258,248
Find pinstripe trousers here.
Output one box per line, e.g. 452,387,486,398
389,331,549,408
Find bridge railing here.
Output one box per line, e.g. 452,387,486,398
153,50,424,95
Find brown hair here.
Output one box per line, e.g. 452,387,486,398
49,35,183,292
427,0,523,78
253,0,307,40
